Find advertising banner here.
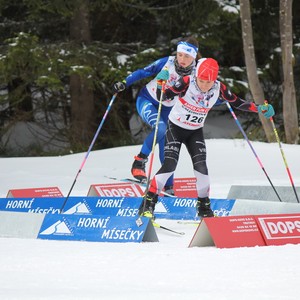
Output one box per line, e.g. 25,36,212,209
63,196,234,220
189,213,300,248
62,196,142,217
90,178,197,198
189,215,266,248
174,178,197,198
256,214,300,246
155,197,235,220
37,214,158,243
88,183,144,197
0,195,234,221
6,187,63,198
0,197,63,214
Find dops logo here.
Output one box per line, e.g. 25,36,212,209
258,215,300,239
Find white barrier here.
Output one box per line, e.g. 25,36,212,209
0,211,45,238
227,185,300,203
230,199,300,216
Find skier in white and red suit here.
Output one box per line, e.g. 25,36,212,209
139,57,275,219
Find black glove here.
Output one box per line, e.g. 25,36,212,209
112,81,126,94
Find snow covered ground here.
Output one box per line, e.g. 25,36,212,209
1,139,300,299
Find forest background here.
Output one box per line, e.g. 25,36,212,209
0,0,299,157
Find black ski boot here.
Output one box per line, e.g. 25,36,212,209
197,197,214,218
131,153,148,182
138,191,158,219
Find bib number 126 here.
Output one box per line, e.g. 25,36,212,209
185,114,204,124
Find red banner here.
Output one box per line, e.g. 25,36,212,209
7,187,63,198
174,177,197,198
88,183,144,197
203,215,265,248
189,213,300,248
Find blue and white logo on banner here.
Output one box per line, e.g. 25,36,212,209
38,214,158,243
62,197,142,217
212,198,235,217
154,197,236,220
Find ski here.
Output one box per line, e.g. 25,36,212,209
152,221,185,235
105,176,175,197
136,216,185,235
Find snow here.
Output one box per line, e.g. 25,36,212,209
215,0,240,14
1,139,300,299
117,54,130,65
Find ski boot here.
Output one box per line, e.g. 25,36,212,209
196,197,214,218
138,191,158,220
131,153,148,182
164,185,175,197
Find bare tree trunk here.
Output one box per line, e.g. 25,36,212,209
279,0,299,144
239,0,274,142
69,0,95,148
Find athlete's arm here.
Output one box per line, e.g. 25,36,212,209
219,82,258,113
157,76,190,100
125,57,169,87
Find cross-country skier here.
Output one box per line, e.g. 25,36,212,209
112,37,201,195
140,57,275,219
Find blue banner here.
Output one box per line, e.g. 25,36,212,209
37,214,158,243
0,197,63,214
154,197,236,220
63,196,234,220
0,196,235,220
212,199,236,217
62,197,142,217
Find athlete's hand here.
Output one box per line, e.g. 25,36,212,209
156,68,169,90
258,102,275,118
112,81,126,94
156,68,169,81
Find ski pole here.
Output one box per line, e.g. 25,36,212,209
226,101,283,202
141,80,166,214
60,93,117,213
264,101,299,203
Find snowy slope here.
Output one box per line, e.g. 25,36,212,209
1,139,300,300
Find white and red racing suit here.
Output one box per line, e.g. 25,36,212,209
148,74,258,198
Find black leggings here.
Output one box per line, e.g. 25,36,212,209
159,121,208,175
149,121,210,197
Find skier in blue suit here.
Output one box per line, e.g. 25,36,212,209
112,36,201,195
